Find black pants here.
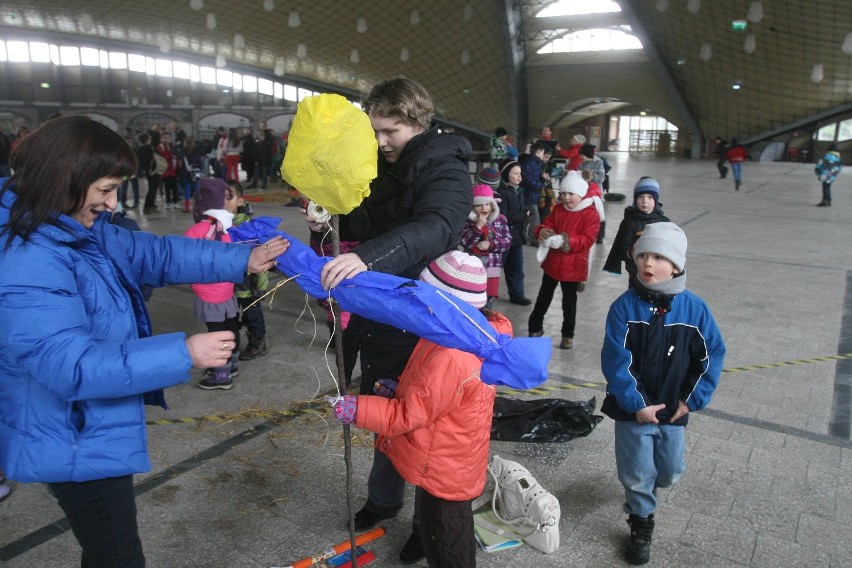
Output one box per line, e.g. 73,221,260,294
144,175,160,209
48,475,145,568
162,176,179,205
528,273,579,338
237,297,266,343
421,489,476,567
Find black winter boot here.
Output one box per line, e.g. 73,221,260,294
626,514,655,565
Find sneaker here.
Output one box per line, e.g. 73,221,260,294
0,482,11,503
239,341,268,361
577,282,586,293
509,297,532,306
198,377,234,390
560,337,574,349
529,330,544,338
201,368,239,379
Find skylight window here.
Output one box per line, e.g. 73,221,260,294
537,0,621,17
538,27,642,54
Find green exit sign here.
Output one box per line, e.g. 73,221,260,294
732,20,748,31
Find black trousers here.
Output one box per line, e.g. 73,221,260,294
528,273,579,338
421,489,476,567
48,475,145,568
144,175,160,209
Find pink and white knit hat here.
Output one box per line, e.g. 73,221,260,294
420,251,488,308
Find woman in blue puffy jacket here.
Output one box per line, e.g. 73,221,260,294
0,116,288,567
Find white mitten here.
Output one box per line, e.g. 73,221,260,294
536,234,564,264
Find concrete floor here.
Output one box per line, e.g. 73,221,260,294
1,154,851,567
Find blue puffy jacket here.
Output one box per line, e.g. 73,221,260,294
600,283,726,425
0,185,249,482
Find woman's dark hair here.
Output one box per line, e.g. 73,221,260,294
227,127,239,148
1,115,137,244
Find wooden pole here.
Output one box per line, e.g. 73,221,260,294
329,215,359,563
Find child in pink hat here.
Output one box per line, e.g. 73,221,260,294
459,184,512,309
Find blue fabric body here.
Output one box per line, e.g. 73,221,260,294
230,218,551,389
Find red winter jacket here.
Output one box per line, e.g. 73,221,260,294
534,200,600,282
557,143,584,171
355,313,513,501
726,145,749,163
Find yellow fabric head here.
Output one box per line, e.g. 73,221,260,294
281,94,377,215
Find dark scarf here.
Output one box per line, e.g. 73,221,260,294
633,271,686,316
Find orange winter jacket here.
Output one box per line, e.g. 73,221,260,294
355,312,513,501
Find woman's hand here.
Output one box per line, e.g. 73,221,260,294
248,236,289,274
186,331,236,369
321,252,367,290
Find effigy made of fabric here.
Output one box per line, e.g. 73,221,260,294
229,218,551,390
280,93,377,215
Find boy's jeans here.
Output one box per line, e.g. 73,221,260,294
730,162,743,182
614,420,686,518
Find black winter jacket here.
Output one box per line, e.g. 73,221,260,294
602,204,670,275
340,126,473,279
494,181,526,247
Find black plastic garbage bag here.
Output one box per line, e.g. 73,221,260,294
491,397,603,443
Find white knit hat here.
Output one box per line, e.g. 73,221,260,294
633,222,687,272
559,170,588,197
420,251,488,308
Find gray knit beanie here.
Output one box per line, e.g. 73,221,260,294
633,222,687,272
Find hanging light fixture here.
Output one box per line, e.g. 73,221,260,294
234,34,245,49
80,13,95,32
699,43,712,61
297,43,307,58
189,0,203,10
206,13,216,30
288,11,300,28
655,0,668,11
274,58,285,76
159,36,171,53
747,1,763,23
400,47,410,62
464,4,473,21
263,0,274,12
687,0,700,14
461,49,470,65
811,64,824,83
216,54,225,67
410,10,420,25
843,32,852,55
744,34,756,54
350,49,360,64
357,17,368,33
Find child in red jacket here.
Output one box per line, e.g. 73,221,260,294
528,171,600,349
330,251,512,567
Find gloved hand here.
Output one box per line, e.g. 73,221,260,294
301,199,330,233
372,378,399,399
325,394,358,424
538,227,555,241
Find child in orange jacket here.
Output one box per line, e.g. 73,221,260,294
330,251,512,567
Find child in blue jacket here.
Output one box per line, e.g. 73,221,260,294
601,222,725,565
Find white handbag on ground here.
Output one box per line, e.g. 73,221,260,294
472,455,561,553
